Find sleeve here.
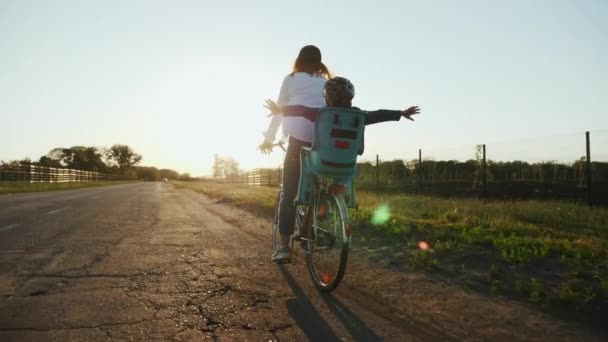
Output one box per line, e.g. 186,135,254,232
263,76,290,142
282,105,319,122
276,75,290,107
364,109,402,125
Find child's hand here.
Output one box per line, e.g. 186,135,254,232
401,106,421,121
264,99,282,117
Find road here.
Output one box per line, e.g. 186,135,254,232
0,183,601,341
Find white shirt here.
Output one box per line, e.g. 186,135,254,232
263,72,327,143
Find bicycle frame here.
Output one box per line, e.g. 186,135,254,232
269,112,358,290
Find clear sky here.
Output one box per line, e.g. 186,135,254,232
1,0,607,175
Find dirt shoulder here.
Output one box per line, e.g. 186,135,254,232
174,181,607,341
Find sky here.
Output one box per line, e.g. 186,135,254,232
1,0,607,175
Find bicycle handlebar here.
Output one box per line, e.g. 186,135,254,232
274,141,286,152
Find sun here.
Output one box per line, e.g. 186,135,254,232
142,55,287,175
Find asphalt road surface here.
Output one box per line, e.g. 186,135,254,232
0,183,601,341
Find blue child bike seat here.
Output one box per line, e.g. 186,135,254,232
296,107,367,206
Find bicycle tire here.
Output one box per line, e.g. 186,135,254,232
305,190,350,292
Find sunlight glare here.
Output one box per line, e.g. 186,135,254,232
139,54,285,175
371,204,391,225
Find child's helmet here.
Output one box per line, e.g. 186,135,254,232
323,77,355,102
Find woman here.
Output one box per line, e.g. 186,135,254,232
259,45,331,262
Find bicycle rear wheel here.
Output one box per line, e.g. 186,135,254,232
306,190,350,292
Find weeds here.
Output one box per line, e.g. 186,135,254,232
529,277,545,303
172,181,608,326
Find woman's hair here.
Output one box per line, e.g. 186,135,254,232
291,45,332,79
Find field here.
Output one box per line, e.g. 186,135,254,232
174,180,608,328
0,181,138,195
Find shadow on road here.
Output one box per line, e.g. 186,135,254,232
277,264,340,341
278,264,381,341
320,293,382,341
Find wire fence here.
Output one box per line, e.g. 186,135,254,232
359,130,607,205
215,130,608,205
0,164,120,183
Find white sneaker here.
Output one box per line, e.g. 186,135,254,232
271,246,291,263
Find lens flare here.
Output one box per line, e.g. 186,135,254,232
371,204,391,225
418,241,430,250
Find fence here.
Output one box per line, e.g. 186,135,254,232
222,168,282,186
0,164,118,183
358,130,608,205
219,130,608,205
357,162,608,205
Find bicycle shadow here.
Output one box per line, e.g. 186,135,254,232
320,292,383,342
277,264,382,342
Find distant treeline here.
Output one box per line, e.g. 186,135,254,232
356,159,608,185
355,158,608,203
1,144,191,181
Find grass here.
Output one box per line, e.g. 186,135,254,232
0,180,138,195
173,181,608,328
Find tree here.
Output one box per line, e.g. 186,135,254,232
135,166,160,181
44,146,107,171
381,160,407,184
1,160,20,168
106,145,142,172
38,155,63,168
212,154,240,178
159,169,180,180
179,173,193,181
212,154,224,178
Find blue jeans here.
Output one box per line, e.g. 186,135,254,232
279,137,312,235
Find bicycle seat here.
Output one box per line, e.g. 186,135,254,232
296,107,367,206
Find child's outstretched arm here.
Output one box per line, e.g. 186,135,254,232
364,106,421,125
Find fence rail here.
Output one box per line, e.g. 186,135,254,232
217,130,607,205
0,165,119,183
222,168,282,186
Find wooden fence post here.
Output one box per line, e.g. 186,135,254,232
482,144,487,198
376,154,380,195
586,131,592,206
418,149,422,193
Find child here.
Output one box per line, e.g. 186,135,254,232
264,76,420,263
265,76,419,127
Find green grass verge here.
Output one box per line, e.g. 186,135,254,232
0,181,139,195
173,181,608,328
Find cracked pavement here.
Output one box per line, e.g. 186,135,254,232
0,183,306,341
0,183,603,341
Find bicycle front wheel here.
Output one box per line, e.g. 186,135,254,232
306,190,350,292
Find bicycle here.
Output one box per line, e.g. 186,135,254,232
268,107,366,292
